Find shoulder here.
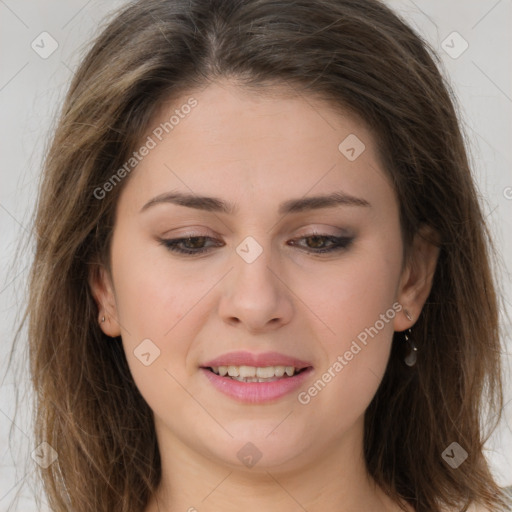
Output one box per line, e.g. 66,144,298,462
441,503,490,512
404,503,491,512
465,501,503,512
467,505,491,512
467,486,512,512
440,487,512,512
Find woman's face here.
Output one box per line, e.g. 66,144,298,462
93,80,435,473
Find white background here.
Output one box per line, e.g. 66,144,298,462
1,1,511,510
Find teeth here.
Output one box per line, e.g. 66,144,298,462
231,376,279,382
227,365,239,377
274,366,285,377
285,366,294,376
256,366,275,378
238,365,256,378
209,365,302,379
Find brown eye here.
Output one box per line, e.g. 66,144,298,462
288,234,354,254
160,236,222,255
159,233,354,256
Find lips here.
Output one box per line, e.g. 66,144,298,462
201,366,314,403
201,350,312,370
199,351,313,403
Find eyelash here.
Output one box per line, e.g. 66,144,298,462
159,232,354,256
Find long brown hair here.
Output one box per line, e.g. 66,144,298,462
10,0,511,510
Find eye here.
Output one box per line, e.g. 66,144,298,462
159,236,221,255
288,233,354,254
159,231,354,256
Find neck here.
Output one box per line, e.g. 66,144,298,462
145,415,410,512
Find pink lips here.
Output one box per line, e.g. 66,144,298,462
200,351,313,404
201,350,311,369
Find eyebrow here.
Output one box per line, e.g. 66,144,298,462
140,190,371,215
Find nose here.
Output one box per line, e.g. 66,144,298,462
217,239,294,333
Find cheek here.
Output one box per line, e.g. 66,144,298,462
315,244,401,339
306,239,401,407
108,233,206,395
110,227,202,335
113,257,203,419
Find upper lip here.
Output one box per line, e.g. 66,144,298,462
201,351,312,369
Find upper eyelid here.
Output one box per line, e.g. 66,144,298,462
161,224,352,237
161,233,349,245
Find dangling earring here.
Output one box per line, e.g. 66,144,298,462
404,328,417,367
402,308,417,366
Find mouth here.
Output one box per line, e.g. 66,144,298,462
199,351,313,402
203,365,311,383
200,363,314,403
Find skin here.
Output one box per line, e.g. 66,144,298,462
91,79,440,512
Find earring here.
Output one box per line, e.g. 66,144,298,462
101,316,105,323
404,328,417,367
402,308,417,366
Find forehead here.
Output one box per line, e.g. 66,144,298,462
116,80,394,218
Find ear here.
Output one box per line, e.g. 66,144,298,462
394,224,441,332
88,264,122,338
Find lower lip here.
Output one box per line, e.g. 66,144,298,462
200,367,314,404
